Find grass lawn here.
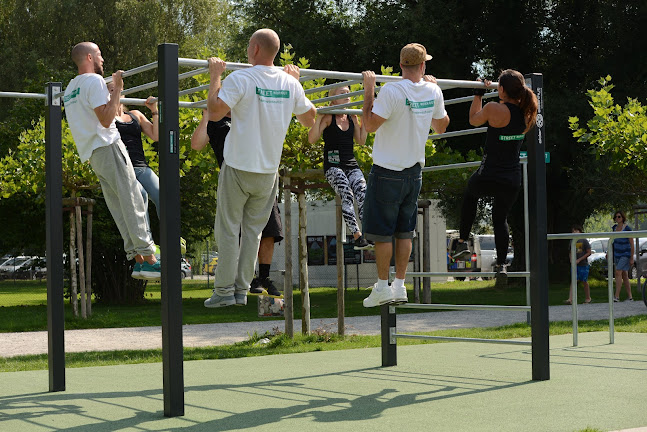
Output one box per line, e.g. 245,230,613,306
1,314,645,373
0,277,643,333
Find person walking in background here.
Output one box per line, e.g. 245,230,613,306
361,43,449,307
203,29,316,308
308,85,371,250
452,69,538,285
612,210,634,302
565,224,592,305
63,42,159,279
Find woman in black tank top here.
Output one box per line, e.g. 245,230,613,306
308,86,371,249
108,83,161,224
453,70,538,276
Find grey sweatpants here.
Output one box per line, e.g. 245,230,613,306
213,163,278,296
89,140,156,260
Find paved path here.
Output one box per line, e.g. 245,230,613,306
1,300,644,357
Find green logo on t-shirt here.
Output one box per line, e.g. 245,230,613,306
256,87,290,98
499,134,525,141
64,88,80,103
406,99,435,109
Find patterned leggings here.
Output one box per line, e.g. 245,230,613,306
325,167,367,236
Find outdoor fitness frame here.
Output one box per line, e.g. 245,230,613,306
1,45,550,417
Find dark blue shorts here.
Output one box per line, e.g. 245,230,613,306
362,164,422,243
577,265,589,282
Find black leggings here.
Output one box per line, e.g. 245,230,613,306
459,172,520,265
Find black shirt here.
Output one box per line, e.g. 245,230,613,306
206,116,231,168
115,112,148,168
322,114,359,172
477,102,526,185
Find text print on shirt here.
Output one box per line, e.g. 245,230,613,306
406,98,435,115
256,87,290,104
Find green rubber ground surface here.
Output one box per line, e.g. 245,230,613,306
1,332,646,431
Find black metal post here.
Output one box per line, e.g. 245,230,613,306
45,82,65,392
525,73,550,381
381,304,397,366
158,43,185,416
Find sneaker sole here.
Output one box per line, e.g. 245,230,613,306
354,245,375,250
140,272,161,280
131,272,146,280
204,299,236,308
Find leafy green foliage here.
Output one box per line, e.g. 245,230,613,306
570,76,647,171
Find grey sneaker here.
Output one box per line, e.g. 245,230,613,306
453,241,470,258
494,264,508,287
234,292,247,306
204,290,235,308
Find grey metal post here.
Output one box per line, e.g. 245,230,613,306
45,82,65,392
570,240,578,346
158,43,184,417
523,163,531,325
422,204,431,303
381,304,397,366
525,73,550,381
608,240,615,344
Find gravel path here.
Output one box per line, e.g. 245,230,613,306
1,300,644,358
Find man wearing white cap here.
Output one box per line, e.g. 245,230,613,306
361,43,450,307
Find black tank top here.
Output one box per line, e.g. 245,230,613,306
477,102,526,184
322,114,359,171
115,112,148,168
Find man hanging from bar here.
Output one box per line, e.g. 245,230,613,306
203,29,316,308
361,43,450,307
63,42,160,280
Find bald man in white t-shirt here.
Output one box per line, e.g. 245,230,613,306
361,43,450,308
204,29,316,308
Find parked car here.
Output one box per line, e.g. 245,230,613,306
447,232,503,280
0,256,42,279
587,237,647,279
181,258,192,279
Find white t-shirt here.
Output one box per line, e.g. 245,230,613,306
63,73,120,162
218,65,314,174
371,79,447,171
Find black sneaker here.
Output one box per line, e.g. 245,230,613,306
262,278,284,298
249,277,264,295
354,235,375,250
452,241,470,258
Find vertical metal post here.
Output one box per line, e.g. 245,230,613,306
335,195,345,335
45,82,65,392
525,73,550,381
283,174,294,338
158,43,184,417
381,304,397,366
422,204,431,303
523,162,531,325
570,239,578,346
608,240,615,344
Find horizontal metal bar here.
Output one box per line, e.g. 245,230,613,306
177,58,498,90
316,108,362,115
0,91,47,100
312,89,364,104
401,271,529,278
178,84,209,97
421,157,527,173
120,97,199,109
445,92,499,106
547,230,647,241
121,80,159,96
394,303,531,312
317,100,364,110
394,333,532,345
429,127,487,141
305,80,362,95
105,61,159,84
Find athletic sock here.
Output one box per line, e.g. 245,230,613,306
259,263,271,280
393,278,405,289
377,279,389,290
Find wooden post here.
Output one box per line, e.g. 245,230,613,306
282,172,294,338
68,211,78,317
75,203,86,319
335,195,344,335
86,202,93,316
298,190,310,335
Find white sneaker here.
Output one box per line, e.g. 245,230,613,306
363,283,396,308
392,284,408,303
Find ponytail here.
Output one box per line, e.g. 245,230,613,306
519,86,538,133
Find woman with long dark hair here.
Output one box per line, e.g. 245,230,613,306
452,69,538,280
